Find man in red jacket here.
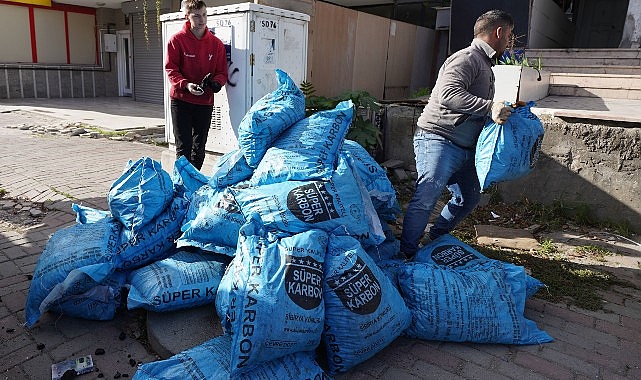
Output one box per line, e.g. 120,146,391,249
165,0,228,170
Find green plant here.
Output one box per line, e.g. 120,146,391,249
301,82,382,153
410,87,431,98
452,234,635,311
572,203,597,226
538,238,562,259
496,33,542,70
0,188,6,197
575,245,612,262
483,185,503,205
50,187,77,200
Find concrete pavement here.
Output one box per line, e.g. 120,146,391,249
1,98,641,379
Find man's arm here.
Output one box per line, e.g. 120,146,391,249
438,53,492,117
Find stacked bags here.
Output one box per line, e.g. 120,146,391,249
25,157,190,327
25,68,552,379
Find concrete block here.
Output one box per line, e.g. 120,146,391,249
474,224,540,251
382,104,421,165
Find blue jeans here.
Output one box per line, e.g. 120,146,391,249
400,130,481,256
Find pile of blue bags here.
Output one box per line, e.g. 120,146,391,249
25,69,552,379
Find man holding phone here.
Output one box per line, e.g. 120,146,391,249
165,0,228,170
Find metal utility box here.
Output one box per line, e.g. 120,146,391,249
161,2,309,155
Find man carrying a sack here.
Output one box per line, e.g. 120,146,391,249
400,9,514,259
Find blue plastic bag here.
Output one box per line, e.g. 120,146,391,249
208,148,254,189
475,101,544,191
322,234,411,375
177,185,244,256
232,155,385,247
215,214,327,375
414,234,545,298
250,100,353,186
340,140,400,222
25,217,121,327
108,157,174,233
115,196,189,271
127,250,230,312
72,203,112,224
172,155,208,199
399,261,553,345
47,271,127,321
132,335,329,380
237,69,306,168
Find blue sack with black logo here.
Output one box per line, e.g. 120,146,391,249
414,234,545,298
399,261,553,345
322,234,410,375
232,155,384,247
215,214,327,375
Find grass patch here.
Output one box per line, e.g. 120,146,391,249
469,243,632,311
87,127,128,137
50,187,77,200
0,188,7,197
575,245,613,262
452,200,641,310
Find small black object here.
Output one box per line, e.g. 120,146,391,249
118,332,126,341
210,81,222,93
200,73,212,91
95,348,106,355
60,369,77,380
201,73,222,93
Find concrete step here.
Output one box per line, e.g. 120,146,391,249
548,73,641,99
524,48,641,76
537,65,641,75
527,57,641,68
525,48,641,59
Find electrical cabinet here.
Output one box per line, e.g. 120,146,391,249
161,2,309,155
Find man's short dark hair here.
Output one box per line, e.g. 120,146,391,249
182,0,207,13
473,10,514,37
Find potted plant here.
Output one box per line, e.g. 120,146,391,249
492,38,550,104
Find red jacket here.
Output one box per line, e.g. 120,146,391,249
165,21,228,105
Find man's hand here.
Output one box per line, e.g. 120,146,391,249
491,101,512,124
187,83,204,96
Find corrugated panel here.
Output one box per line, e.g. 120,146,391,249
131,11,165,104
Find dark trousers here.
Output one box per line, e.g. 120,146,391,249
170,99,213,170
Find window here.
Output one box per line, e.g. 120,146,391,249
0,2,97,65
